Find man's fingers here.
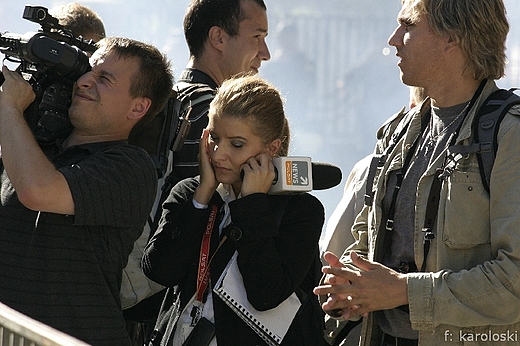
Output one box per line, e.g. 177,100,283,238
323,251,342,267
313,283,353,297
350,251,377,272
322,265,358,279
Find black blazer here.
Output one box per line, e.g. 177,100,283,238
143,177,327,346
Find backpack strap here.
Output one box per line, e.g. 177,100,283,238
449,87,520,192
174,82,216,122
473,88,520,192
148,84,216,240
126,83,215,179
169,83,215,152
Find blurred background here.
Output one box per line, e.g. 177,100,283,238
2,0,520,230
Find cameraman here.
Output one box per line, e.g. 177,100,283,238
0,37,173,345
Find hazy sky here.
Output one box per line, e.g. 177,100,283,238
2,0,519,222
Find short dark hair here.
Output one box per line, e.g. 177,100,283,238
95,37,174,129
184,0,267,58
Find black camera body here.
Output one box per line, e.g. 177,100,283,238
0,5,96,142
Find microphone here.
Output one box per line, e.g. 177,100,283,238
268,156,342,195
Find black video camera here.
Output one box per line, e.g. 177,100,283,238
0,5,97,142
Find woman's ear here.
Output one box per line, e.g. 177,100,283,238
266,138,282,157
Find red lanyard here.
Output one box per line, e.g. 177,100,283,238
196,204,218,302
191,204,228,326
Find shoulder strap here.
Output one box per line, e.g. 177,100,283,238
127,82,214,178
128,88,178,178
472,88,520,192
174,82,215,121
169,83,215,152
148,84,216,239
364,108,415,206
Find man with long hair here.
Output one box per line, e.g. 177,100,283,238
315,1,520,345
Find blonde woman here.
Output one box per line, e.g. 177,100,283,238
143,74,327,346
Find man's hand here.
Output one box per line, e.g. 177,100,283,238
0,65,74,215
314,251,409,319
0,66,35,113
318,251,362,320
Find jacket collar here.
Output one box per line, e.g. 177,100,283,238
178,68,218,89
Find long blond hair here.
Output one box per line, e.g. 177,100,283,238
401,0,509,80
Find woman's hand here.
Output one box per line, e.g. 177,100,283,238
240,153,276,196
194,129,218,205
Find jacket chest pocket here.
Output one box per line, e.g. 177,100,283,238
442,171,490,249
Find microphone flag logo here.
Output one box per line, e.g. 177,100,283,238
285,160,310,187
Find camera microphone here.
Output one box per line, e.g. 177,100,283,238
268,156,342,195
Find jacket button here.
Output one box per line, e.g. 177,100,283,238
229,226,242,241
171,226,181,239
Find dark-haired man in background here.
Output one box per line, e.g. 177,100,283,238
123,1,272,341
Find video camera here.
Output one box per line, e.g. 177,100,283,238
0,5,97,142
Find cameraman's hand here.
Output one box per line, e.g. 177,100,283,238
0,66,35,114
194,129,218,205
240,153,275,196
0,66,75,215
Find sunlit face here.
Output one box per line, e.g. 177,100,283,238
207,115,271,185
387,11,448,88
68,49,139,135
221,0,271,76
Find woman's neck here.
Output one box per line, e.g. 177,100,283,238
231,182,242,197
